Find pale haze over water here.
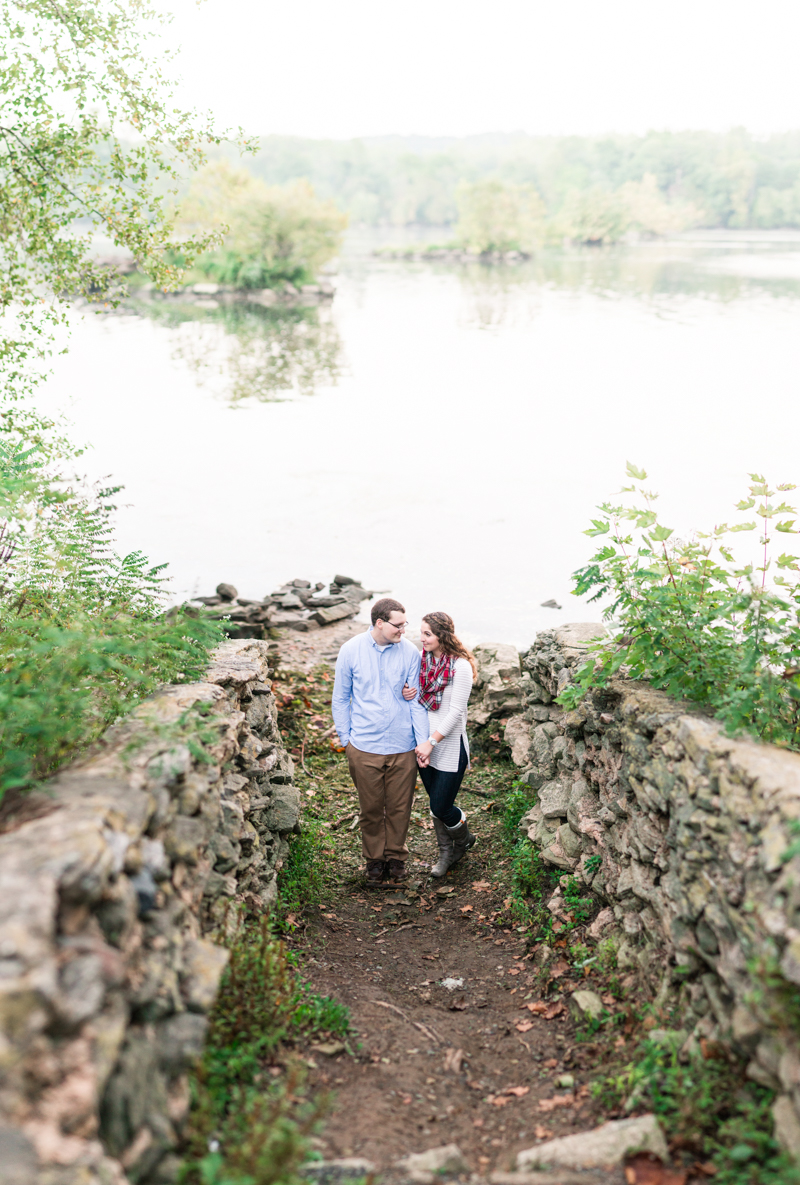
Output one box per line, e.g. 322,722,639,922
37,234,800,648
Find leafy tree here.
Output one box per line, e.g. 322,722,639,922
0,0,232,796
177,161,347,289
561,465,800,750
455,178,545,254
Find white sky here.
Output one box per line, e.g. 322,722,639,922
162,0,800,141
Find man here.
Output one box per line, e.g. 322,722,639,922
332,598,428,886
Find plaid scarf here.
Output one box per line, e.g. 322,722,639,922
419,650,455,711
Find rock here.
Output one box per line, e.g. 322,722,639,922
310,603,356,626
517,1114,667,1170
397,1144,468,1175
505,716,532,767
259,786,300,832
333,575,360,586
284,618,321,633
773,1095,800,1157
568,990,604,1021
554,623,607,661
291,579,312,588
312,1041,346,1057
587,907,614,938
301,1159,377,1183
0,1126,38,1185
541,599,562,609
539,780,571,819
163,816,208,865
557,1073,575,1089
192,282,219,295
156,1013,209,1076
180,939,229,1013
216,583,238,602
557,823,582,859
130,868,159,915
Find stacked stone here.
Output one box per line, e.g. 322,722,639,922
0,639,299,1185
194,575,373,639
500,623,800,1158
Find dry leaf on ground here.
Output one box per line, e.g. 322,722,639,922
507,967,521,976
471,881,491,891
442,1047,464,1073
534,1125,553,1139
460,905,474,913
542,1057,559,1068
448,995,468,1011
515,1021,534,1032
549,958,570,977
489,1095,510,1107
624,1153,687,1185
504,1086,530,1097
538,1094,574,1112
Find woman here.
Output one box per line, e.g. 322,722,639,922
404,612,477,877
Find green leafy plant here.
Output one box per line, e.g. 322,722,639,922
595,1040,800,1184
561,465,800,749
182,917,347,1185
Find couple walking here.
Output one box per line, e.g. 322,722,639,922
332,597,477,886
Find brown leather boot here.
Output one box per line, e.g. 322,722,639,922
366,859,386,886
387,859,408,884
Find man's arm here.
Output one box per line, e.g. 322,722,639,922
332,645,354,746
406,648,429,745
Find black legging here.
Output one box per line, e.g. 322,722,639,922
419,738,469,827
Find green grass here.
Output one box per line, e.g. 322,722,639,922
595,1039,800,1184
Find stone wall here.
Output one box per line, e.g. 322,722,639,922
0,639,299,1185
499,624,800,1157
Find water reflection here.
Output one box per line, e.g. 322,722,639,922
363,236,800,329
136,298,344,403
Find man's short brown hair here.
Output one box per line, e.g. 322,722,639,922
371,597,405,626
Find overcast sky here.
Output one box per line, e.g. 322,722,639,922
163,0,799,141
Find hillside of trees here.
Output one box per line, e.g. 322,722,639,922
234,129,800,231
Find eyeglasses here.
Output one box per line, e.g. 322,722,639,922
381,620,408,631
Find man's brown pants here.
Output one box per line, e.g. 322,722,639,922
346,744,417,862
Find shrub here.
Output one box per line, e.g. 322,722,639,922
177,162,348,290
0,444,222,797
560,465,800,750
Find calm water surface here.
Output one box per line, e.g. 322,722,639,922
37,231,800,648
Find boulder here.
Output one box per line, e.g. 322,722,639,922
539,780,571,819
517,1114,667,1170
568,990,604,1021
216,583,238,602
505,716,532,766
180,938,229,1013
396,1144,468,1175
260,786,301,833
310,603,356,626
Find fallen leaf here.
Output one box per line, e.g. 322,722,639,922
471,881,491,891
443,1047,464,1073
473,1117,484,1128
504,1086,530,1097
449,996,469,1011
527,1001,548,1014
401,1095,412,1105
490,1095,510,1107
550,959,570,978
460,905,474,913
466,1079,483,1091
507,968,521,976
691,1165,718,1178
602,993,617,1005
624,1153,687,1185
538,1094,574,1112
515,1021,534,1033
534,1125,553,1139
543,1058,559,1069
545,1001,566,1020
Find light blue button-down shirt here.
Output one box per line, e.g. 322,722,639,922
332,631,429,754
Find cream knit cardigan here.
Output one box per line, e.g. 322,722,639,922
424,656,473,773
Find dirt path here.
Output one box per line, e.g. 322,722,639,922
268,623,635,1183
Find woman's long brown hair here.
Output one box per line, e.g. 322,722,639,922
422,612,477,680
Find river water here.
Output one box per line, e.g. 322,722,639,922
36,230,800,649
